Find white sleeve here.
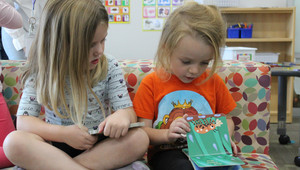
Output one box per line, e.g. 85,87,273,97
3,27,25,51
16,76,41,117
106,56,133,111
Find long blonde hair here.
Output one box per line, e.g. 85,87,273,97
22,0,109,126
155,2,226,81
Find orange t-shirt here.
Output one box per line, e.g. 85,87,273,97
133,72,236,125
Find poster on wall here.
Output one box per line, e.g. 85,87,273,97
105,0,130,23
142,0,184,31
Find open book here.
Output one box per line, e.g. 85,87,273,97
183,114,244,169
88,122,145,135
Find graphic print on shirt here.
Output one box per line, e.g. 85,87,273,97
153,90,214,130
191,115,223,134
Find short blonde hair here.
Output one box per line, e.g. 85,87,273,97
155,2,226,80
23,0,109,126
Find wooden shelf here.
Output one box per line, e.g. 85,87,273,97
226,38,293,43
221,7,295,14
222,8,296,123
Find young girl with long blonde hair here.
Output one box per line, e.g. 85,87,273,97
3,0,149,169
134,2,239,170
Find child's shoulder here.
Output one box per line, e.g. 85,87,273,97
105,54,117,64
141,71,159,82
202,72,222,80
211,73,223,81
24,74,37,87
105,54,121,71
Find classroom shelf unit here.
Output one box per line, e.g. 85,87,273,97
221,7,296,123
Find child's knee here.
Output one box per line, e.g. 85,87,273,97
133,128,149,144
3,131,24,160
3,131,39,160
128,128,149,151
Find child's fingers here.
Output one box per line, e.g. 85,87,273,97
175,120,191,132
233,144,238,156
174,125,188,135
83,143,94,150
121,127,128,137
98,120,106,134
231,140,238,156
182,114,189,119
113,128,122,138
80,127,98,144
106,124,120,138
169,132,182,140
86,134,98,144
177,114,190,127
103,123,111,137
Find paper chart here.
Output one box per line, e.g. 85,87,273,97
142,0,184,31
105,0,130,23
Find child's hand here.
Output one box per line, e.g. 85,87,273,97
63,125,98,150
98,109,131,138
167,114,190,143
231,139,238,156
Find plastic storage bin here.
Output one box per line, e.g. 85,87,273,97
222,47,257,61
253,52,279,63
227,28,240,38
240,28,253,38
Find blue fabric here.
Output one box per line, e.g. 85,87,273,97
1,29,26,60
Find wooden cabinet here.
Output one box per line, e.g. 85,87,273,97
221,7,296,123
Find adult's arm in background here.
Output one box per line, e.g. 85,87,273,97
0,0,22,29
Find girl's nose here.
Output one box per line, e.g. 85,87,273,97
93,43,104,56
189,65,200,74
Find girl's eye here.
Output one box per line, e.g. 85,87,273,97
101,38,106,43
90,39,106,48
181,60,191,65
200,62,209,65
91,43,97,48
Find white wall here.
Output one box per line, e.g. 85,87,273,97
105,0,299,60
105,2,161,60
239,0,287,7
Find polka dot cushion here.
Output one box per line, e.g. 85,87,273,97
218,61,271,155
1,60,26,116
1,60,45,119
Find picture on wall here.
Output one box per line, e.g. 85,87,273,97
142,0,184,31
105,0,130,23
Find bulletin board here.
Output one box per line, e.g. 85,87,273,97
105,0,130,23
142,0,184,31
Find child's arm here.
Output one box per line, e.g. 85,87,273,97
138,114,190,145
226,114,238,155
17,115,98,150
98,107,137,138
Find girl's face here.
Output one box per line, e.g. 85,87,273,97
89,24,108,70
170,35,213,83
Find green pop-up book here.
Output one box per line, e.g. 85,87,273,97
183,114,244,169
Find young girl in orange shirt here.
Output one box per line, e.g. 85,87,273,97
133,2,238,170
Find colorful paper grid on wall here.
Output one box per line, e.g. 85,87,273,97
104,0,130,23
